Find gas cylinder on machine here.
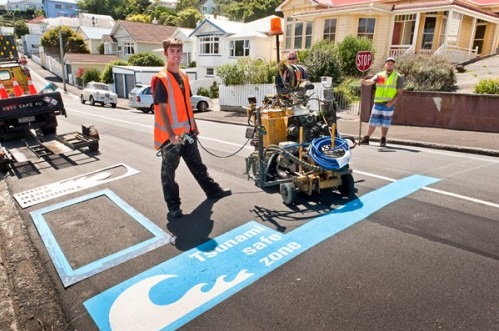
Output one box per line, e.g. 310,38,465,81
261,107,288,147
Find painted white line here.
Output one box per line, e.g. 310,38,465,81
354,170,499,209
67,108,152,129
66,108,253,149
65,109,497,209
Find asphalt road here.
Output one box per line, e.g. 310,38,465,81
1,70,499,330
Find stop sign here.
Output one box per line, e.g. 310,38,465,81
356,51,372,72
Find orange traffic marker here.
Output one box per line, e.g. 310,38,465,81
0,82,8,99
12,78,24,97
28,79,38,95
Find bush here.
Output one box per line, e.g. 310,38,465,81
196,87,210,97
336,35,375,77
210,81,219,98
217,58,277,85
334,77,361,109
101,60,129,84
301,40,343,83
474,78,499,94
396,54,456,91
82,68,101,84
128,52,164,67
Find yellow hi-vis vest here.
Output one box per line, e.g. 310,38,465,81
151,70,195,150
374,71,399,103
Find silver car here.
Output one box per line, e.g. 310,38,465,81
128,84,213,113
81,82,118,108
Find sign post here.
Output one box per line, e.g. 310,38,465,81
356,51,372,143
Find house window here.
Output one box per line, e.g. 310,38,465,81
55,4,62,9
358,18,376,40
392,14,416,45
65,4,73,9
124,42,135,55
323,18,337,42
285,17,313,50
206,68,214,76
421,17,436,49
200,36,219,54
473,20,487,54
229,40,250,57
447,12,462,46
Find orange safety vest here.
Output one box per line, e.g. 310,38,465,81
151,70,195,150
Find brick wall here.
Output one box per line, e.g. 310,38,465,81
360,86,499,133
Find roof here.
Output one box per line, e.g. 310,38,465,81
279,0,499,10
77,26,112,40
393,0,499,19
112,21,177,43
290,0,499,20
189,18,245,37
64,53,118,64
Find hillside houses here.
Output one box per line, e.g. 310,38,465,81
277,0,499,67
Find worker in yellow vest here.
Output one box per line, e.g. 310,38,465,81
152,38,231,219
360,57,404,147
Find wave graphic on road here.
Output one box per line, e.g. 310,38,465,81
109,270,254,330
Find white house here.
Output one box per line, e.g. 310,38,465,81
189,15,283,78
76,26,113,54
5,0,43,11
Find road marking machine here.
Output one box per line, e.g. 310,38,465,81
244,64,356,204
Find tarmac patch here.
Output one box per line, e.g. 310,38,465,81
30,189,173,287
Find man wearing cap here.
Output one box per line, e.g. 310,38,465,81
359,56,403,147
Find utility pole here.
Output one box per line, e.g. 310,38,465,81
58,29,67,92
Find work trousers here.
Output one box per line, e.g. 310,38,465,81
160,136,221,210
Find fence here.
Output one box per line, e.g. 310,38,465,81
219,83,360,114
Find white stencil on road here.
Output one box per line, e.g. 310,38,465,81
13,163,140,208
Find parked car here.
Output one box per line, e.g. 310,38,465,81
81,82,118,108
128,84,213,113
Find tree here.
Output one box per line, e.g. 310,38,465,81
40,26,90,58
215,0,282,22
125,14,151,23
175,8,203,28
128,52,164,66
176,0,201,11
14,20,29,38
77,0,135,20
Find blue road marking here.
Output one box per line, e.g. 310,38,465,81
84,175,438,330
30,189,172,287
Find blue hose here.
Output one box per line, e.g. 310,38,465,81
308,136,351,170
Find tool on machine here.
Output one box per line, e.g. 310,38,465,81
244,64,356,205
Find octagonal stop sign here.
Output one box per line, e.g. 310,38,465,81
356,51,372,72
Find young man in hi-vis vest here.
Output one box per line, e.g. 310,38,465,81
360,57,404,147
151,38,231,219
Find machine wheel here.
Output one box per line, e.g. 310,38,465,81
280,182,297,205
80,95,85,104
90,96,96,106
88,141,99,152
149,104,154,113
111,103,117,108
339,174,355,196
197,101,209,112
